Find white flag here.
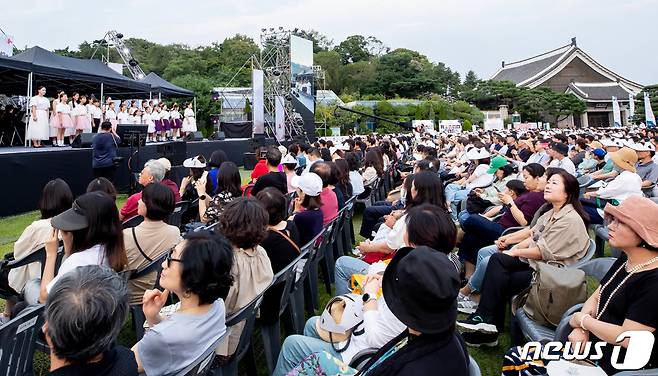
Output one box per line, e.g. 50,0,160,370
646,92,656,127
628,93,635,119
612,96,622,127
0,32,13,57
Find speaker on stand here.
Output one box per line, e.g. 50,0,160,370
184,132,204,141
70,133,96,148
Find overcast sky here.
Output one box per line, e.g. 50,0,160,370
4,0,657,84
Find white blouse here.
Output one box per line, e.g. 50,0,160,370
56,103,70,114
29,95,50,111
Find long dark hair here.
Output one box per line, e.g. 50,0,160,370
408,171,445,209
364,149,384,177
216,161,242,197
39,179,73,219
69,192,126,272
545,168,589,225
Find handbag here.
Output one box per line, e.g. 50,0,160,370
466,190,494,214
515,262,587,327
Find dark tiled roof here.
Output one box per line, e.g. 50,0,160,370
568,83,632,101
491,52,566,84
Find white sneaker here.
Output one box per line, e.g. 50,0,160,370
457,293,478,314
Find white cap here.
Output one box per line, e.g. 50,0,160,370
291,173,323,196
183,155,207,168
466,147,490,160
278,145,288,156
629,141,655,152
281,153,298,165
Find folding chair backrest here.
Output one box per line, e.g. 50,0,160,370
168,200,190,228
294,231,323,289
0,304,45,376
285,191,296,217
122,215,144,230
268,251,306,317
225,287,270,366
578,257,616,282
130,251,169,281
175,333,227,376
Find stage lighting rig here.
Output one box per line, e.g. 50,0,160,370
90,30,146,80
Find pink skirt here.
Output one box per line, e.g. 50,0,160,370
58,113,74,129
49,113,61,128
74,115,89,130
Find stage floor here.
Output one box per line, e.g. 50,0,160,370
0,137,256,217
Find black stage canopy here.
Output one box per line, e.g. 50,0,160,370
0,46,152,97
139,72,194,98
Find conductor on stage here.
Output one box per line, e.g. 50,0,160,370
92,120,121,182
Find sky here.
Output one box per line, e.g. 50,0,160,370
3,0,657,84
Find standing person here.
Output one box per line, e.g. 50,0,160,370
49,91,63,146
161,104,171,140
117,103,129,124
170,104,182,140
153,106,164,142
73,95,90,136
182,102,196,137
103,97,117,130
92,121,121,182
143,106,155,142
26,86,50,148
55,92,74,147
90,98,102,133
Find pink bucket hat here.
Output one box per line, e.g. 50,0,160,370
604,196,658,248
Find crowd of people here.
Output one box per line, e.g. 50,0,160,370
26,86,197,148
1,125,658,375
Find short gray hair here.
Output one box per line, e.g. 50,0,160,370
45,265,128,363
144,159,165,182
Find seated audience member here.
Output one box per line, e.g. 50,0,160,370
548,142,577,176
120,159,166,221
157,157,181,203
444,145,493,219
45,266,137,375
567,196,658,374
281,153,299,193
362,149,384,186
132,231,234,375
124,183,180,305
303,147,323,174
310,161,339,225
346,152,365,197
458,161,516,224
350,171,445,264
582,147,642,224
251,146,270,183
0,179,72,321
256,188,301,324
33,191,127,304
458,163,546,279
290,173,325,246
197,161,242,225
179,155,207,202
251,146,287,196
326,161,346,208
577,148,606,175
335,203,457,296
282,245,469,376
215,198,274,360
589,139,622,181
207,150,228,195
334,158,354,198
631,141,658,195
458,169,590,346
86,177,117,201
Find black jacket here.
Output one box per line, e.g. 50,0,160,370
360,330,470,376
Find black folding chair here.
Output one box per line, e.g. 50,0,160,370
0,304,45,375
290,231,323,332
128,251,169,341
214,288,270,376
121,215,144,230
175,332,227,376
259,251,306,374
0,244,64,300
305,223,334,315
168,200,190,229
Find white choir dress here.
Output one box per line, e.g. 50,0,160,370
26,95,50,140
182,108,197,132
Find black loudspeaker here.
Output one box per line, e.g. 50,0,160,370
156,141,187,166
243,152,258,170
184,131,204,142
210,131,225,140
70,133,95,148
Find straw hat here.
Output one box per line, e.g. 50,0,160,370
609,147,638,173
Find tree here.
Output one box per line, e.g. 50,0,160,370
314,50,345,93
342,61,378,96
293,29,332,53
460,70,481,99
375,49,435,98
515,88,585,124
632,85,658,124
334,35,375,64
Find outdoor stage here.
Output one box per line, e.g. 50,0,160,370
0,137,267,217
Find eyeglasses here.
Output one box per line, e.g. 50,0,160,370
604,215,621,229
165,248,182,268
